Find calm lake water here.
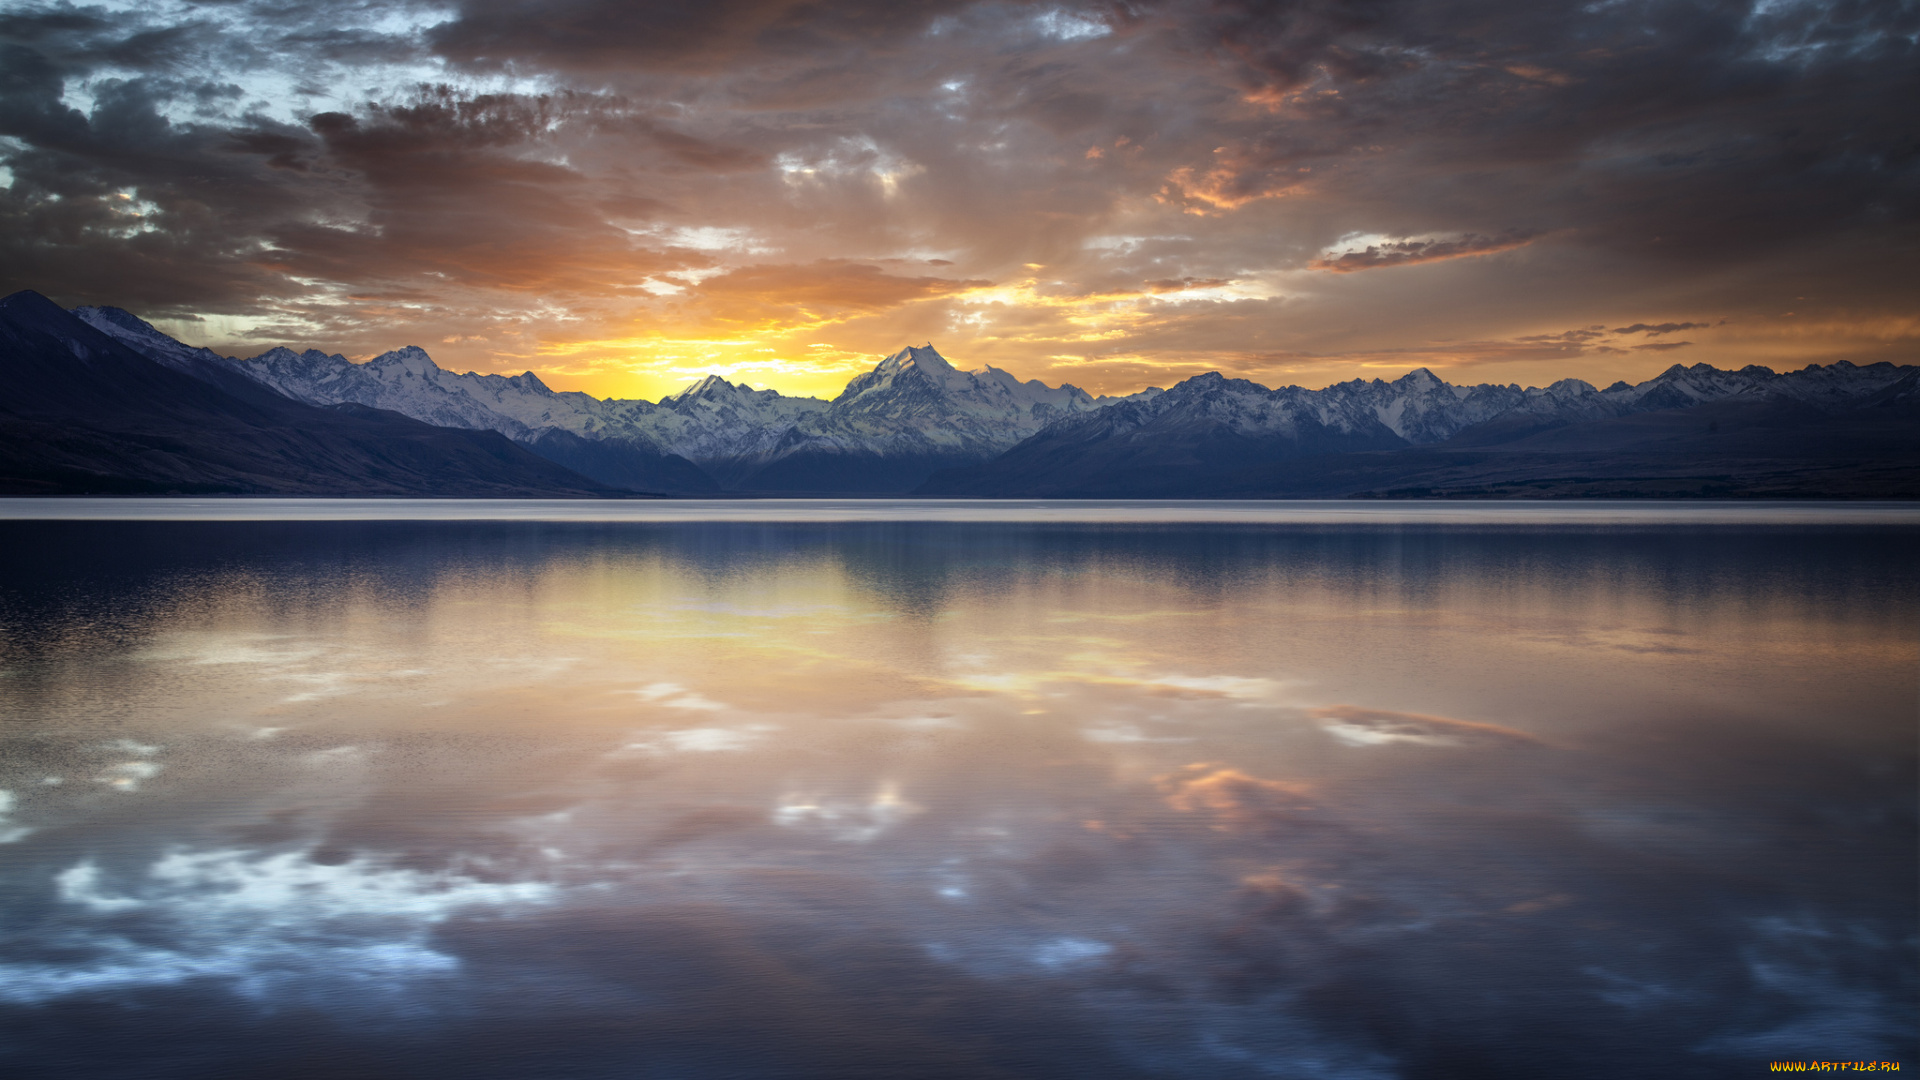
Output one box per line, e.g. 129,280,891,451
0,502,1914,1078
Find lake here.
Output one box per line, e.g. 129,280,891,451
0,501,1914,1078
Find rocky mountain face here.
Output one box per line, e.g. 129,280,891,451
1,293,617,497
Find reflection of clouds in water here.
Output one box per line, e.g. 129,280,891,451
0,791,28,843
664,727,766,752
884,714,966,731
2,849,553,1005
1141,674,1288,700
95,740,165,791
105,739,161,757
97,760,162,791
1696,916,1914,1060
1032,936,1112,970
948,664,1296,706
669,599,858,620
139,632,451,706
1583,965,1682,1008
631,682,728,711
1157,763,1314,832
620,724,776,754
1577,804,1752,858
1309,705,1540,748
1083,722,1190,744
773,783,919,843
1,523,1911,1077
139,635,324,668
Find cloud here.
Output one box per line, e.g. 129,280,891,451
2,0,1915,395
429,0,986,76
1612,322,1710,336
690,260,992,328
1310,233,1536,273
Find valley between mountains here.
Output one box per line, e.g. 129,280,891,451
3,289,1915,497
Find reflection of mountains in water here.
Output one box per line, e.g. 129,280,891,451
5,517,1909,648
5,289,1916,496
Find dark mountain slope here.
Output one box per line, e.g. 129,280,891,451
915,372,1407,497
919,369,1920,499
0,291,620,496
518,428,719,495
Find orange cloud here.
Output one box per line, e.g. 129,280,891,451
1156,146,1309,215
692,260,992,328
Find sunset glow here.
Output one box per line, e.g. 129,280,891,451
2,0,1911,401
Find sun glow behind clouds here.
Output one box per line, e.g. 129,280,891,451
4,0,1914,399
535,335,880,401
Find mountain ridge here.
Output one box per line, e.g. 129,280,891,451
53,299,1920,498
917,359,1920,498
0,292,621,497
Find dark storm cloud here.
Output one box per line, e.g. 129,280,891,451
1179,0,1917,250
429,0,994,74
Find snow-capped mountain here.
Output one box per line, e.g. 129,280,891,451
718,345,1110,492
73,313,1115,493
8,294,613,497
70,303,1915,497
918,359,1919,497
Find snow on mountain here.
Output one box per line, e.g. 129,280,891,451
783,344,1103,457
1003,371,1408,456
74,306,237,377
73,312,1114,492
74,305,1913,495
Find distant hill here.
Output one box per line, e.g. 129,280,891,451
0,291,619,497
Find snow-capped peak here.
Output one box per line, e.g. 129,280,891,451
663,373,749,405
881,344,955,375
367,346,439,375
842,344,975,397
74,306,239,375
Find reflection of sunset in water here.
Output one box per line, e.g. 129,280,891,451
0,519,1913,1077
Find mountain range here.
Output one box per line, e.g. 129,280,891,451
3,289,1914,497
0,292,614,497
920,362,1920,498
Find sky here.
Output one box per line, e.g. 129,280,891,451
0,0,1914,401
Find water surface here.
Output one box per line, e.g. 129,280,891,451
0,506,1913,1077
